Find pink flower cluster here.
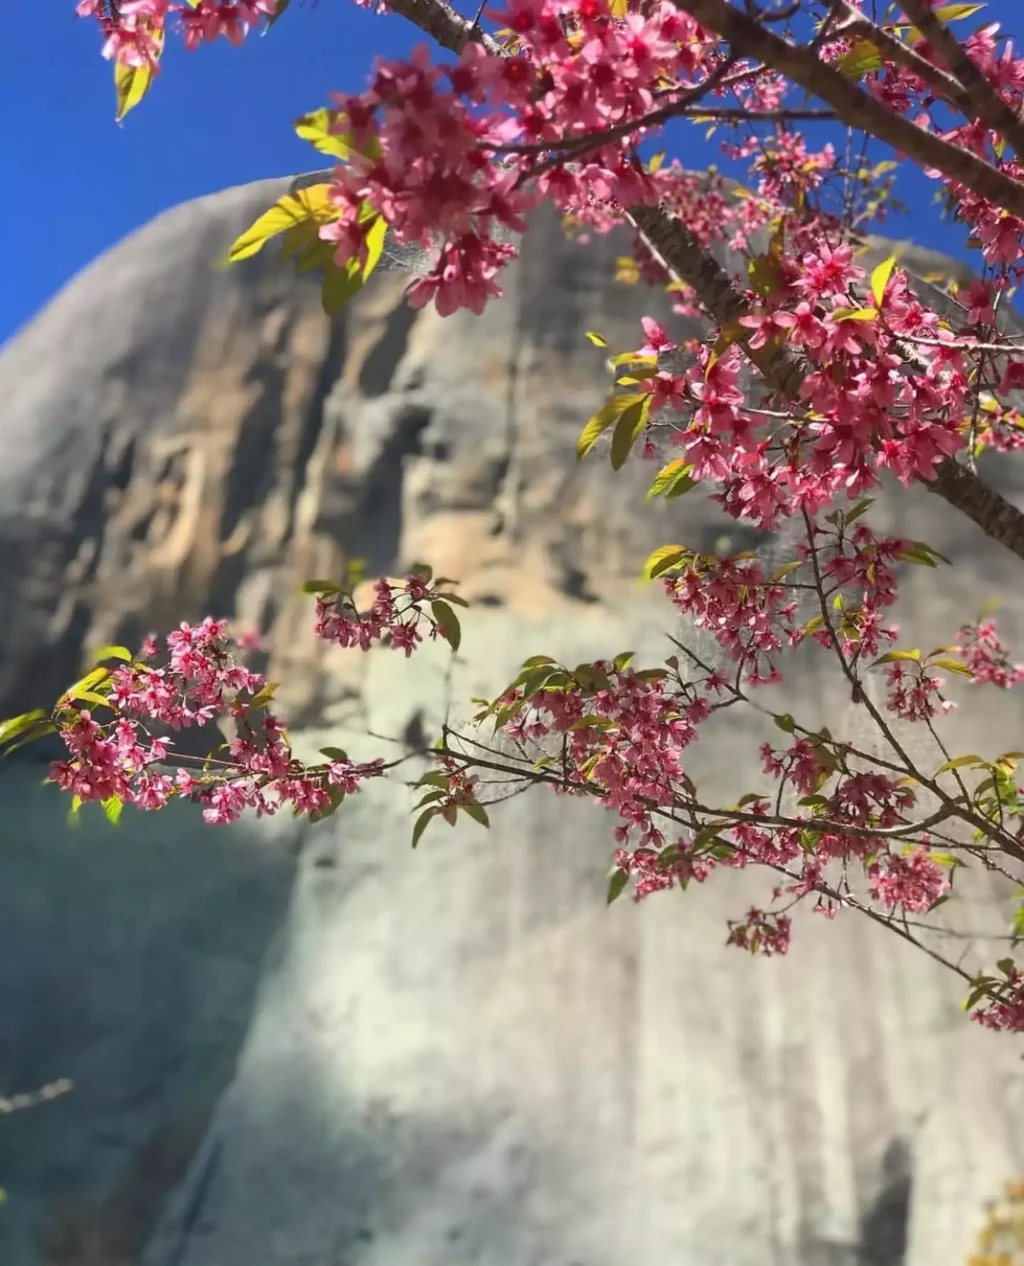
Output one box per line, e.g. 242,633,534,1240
957,618,1024,689
318,0,721,313
76,0,277,67
48,572,455,826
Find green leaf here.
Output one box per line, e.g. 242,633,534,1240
585,331,608,347
114,57,156,123
462,800,490,828
225,185,335,265
835,38,883,81
0,709,50,748
606,867,630,906
647,458,698,500
609,397,649,471
411,807,436,848
431,600,462,652
930,657,974,677
521,655,556,669
319,212,387,316
264,0,290,27
576,394,646,460
247,682,279,711
293,107,382,163
319,746,350,762
60,668,112,708
1,718,57,758
101,797,124,826
90,644,133,665
897,541,951,567
642,544,690,581
844,498,875,526
870,256,898,308
773,713,796,734
871,649,922,666
321,259,366,315
310,784,346,824
72,690,112,709
937,754,985,773
301,579,343,595
832,306,879,322
613,651,635,671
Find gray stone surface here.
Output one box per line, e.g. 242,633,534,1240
1,175,1024,1265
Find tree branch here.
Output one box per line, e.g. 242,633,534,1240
836,2,976,119
896,0,1024,159
671,0,1024,219
374,0,1024,566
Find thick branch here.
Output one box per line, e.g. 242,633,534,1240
897,0,1024,159
672,0,1024,220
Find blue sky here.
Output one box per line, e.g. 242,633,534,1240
0,0,1020,345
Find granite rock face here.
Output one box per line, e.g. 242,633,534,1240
1,177,1024,1266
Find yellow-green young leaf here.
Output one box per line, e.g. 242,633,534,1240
610,397,649,471
225,185,335,264
832,306,879,322
748,253,780,297
321,260,364,314
411,806,437,848
102,797,124,826
294,108,382,163
936,754,985,773
929,3,986,20
931,657,974,677
611,351,656,367
576,393,645,460
646,151,666,175
301,579,343,595
586,331,608,347
871,649,922,666
835,38,883,80
431,600,462,652
462,800,490,828
706,317,747,377
248,682,279,711
62,667,112,704
72,690,113,709
898,540,951,566
647,458,693,499
870,256,898,308
114,60,154,123
642,544,690,581
320,213,387,315
606,867,630,905
91,644,133,665
0,709,49,747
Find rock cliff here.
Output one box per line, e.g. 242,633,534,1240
1,176,1024,1266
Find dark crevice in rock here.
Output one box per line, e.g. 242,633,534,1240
858,1138,912,1266
286,311,350,541
358,303,419,399
217,351,292,548
344,402,433,577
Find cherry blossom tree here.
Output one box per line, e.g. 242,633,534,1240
8,0,1024,1033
